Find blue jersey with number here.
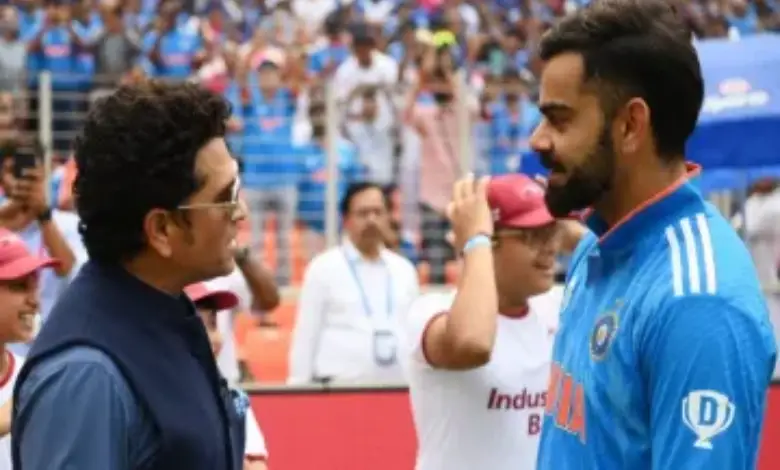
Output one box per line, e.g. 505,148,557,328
537,166,777,470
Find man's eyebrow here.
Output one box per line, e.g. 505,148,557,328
538,102,574,116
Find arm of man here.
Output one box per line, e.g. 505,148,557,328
641,296,777,469
14,347,142,470
287,257,328,384
404,176,497,371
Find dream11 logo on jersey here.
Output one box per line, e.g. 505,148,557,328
682,390,736,450
701,78,770,115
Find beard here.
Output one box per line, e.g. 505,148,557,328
540,127,616,217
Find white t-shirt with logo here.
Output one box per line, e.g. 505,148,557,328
403,286,562,470
0,351,23,470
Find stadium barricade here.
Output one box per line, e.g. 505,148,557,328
244,382,780,470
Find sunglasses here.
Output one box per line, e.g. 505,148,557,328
177,177,242,219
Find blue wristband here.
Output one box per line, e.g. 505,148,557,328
462,234,491,254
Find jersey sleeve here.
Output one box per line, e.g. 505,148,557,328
640,295,777,469
403,292,454,366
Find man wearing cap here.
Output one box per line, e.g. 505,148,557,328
185,283,269,470
0,228,58,467
402,174,585,470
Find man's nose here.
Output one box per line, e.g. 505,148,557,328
529,124,552,154
233,199,248,222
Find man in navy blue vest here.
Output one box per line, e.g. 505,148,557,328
12,82,248,470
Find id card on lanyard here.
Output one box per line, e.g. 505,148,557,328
343,249,397,367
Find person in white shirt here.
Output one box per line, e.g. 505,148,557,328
0,228,59,466
184,282,270,470
206,244,281,385
403,173,585,470
735,178,780,376
288,182,419,385
333,25,398,107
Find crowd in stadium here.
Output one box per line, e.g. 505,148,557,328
1,0,779,285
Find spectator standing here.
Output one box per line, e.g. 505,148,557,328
28,1,85,156
91,3,141,100
736,179,780,376
227,58,299,285
0,7,27,97
296,103,364,258
341,85,396,186
0,228,59,468
307,14,349,82
405,46,476,284
332,24,398,107
288,182,419,385
141,1,205,79
0,147,86,356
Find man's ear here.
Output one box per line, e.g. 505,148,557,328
143,208,174,258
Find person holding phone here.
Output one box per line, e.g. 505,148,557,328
0,144,86,355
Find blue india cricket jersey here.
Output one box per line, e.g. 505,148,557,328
537,165,777,470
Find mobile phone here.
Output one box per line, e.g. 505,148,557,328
13,147,38,179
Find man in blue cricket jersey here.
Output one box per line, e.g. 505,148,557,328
532,1,777,469
295,103,364,256
141,2,203,80
226,58,298,285
29,1,84,156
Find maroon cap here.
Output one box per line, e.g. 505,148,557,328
0,229,58,281
487,174,555,228
184,283,239,311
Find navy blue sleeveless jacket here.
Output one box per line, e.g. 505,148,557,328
13,261,243,470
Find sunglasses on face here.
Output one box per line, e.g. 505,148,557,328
177,177,242,219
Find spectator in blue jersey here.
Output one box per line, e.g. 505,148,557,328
532,2,777,470
227,57,299,285
28,1,85,156
486,69,540,176
308,14,349,81
69,0,101,141
17,0,44,133
142,1,204,79
296,102,364,259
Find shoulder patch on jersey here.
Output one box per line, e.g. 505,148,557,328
682,389,736,450
589,310,619,361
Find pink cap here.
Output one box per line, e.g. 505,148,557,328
184,283,239,311
487,174,555,228
0,229,58,281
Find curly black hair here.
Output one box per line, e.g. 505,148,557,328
73,81,230,264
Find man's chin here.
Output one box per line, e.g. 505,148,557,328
544,190,588,218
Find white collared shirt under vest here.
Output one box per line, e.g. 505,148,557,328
288,239,419,385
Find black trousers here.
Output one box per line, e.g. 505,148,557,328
420,204,454,284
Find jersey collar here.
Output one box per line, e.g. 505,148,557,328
586,163,706,252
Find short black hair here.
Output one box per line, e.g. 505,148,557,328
73,81,230,263
538,0,703,159
339,181,386,216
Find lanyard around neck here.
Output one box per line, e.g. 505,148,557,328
342,248,393,319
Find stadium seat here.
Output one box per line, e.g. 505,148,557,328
243,326,291,383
